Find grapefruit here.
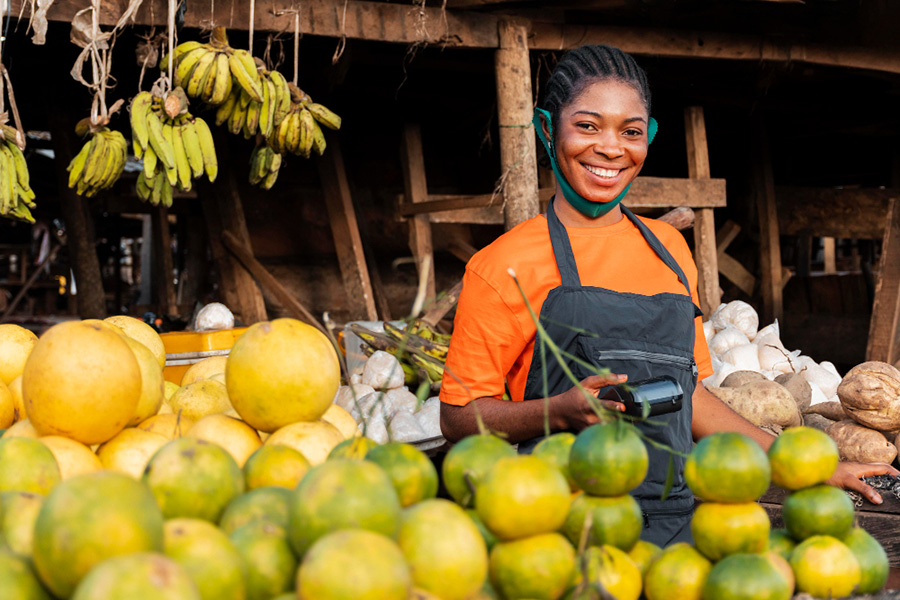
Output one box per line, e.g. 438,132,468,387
397,499,488,600
167,379,232,421
533,432,578,492
297,529,411,600
163,518,246,600
219,486,292,535
164,380,181,401
181,356,228,386
489,532,576,600
0,381,14,428
103,315,167,368
38,436,102,480
575,545,642,600
767,426,839,490
702,553,792,600
768,529,795,562
328,436,378,460
561,493,642,552
32,471,164,598
685,432,770,503
187,414,262,466
643,542,711,600
366,442,439,507
790,535,861,598
23,320,141,445
287,458,401,556
569,423,648,497
476,455,570,541
0,436,61,494
230,522,298,600
782,484,854,541
628,539,661,576
691,502,770,561
96,428,170,478
226,319,341,432
0,324,37,385
265,420,344,465
137,413,195,439
7,375,25,422
243,444,311,490
142,437,244,521
122,336,165,426
843,527,889,594
0,552,51,600
1,418,38,439
321,403,359,439
0,490,43,558
441,434,516,507
69,552,199,600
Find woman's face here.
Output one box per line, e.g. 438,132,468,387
551,79,650,205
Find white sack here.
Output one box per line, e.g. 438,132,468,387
333,384,376,414
709,326,750,357
752,320,780,342
383,388,420,418
711,300,759,339
801,361,842,399
361,403,389,444
389,410,427,442
721,343,761,373
362,351,406,390
808,381,829,407
415,397,442,438
704,362,739,388
703,320,717,345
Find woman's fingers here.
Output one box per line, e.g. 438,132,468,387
583,373,627,389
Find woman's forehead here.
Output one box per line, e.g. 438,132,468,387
566,79,649,117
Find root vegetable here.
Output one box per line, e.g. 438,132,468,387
825,420,898,464
774,373,812,413
837,361,900,432
708,380,802,428
720,371,768,389
805,401,846,422
803,413,835,433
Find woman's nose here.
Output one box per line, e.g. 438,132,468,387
592,131,624,159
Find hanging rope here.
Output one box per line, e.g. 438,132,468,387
166,0,175,93
331,0,348,65
248,0,256,51
293,9,300,85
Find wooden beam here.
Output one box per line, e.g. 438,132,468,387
775,187,895,239
495,19,540,230
754,122,784,324
421,280,464,328
316,138,378,321
716,220,741,254
867,198,900,364
822,237,837,274
718,253,756,296
684,106,721,317
151,206,178,317
400,124,436,302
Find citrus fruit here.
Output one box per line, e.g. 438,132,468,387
768,426,838,490
38,436,102,480
230,522,298,600
628,539,661,576
790,535,861,598
569,423,648,497
143,437,244,522
288,458,401,556
1,418,38,439
7,375,25,422
328,435,378,460
186,414,262,467
441,434,516,507
122,336,165,425
164,518,246,600
167,379,231,421
476,455,570,541
843,527,889,594
96,428,170,478
32,471,164,598
685,432,770,503
137,413,195,439
321,404,359,439
764,552,795,595
366,442,439,507
691,502,769,561
768,529,795,562
266,420,344,465
226,319,341,432
103,315,167,368
298,529,411,600
0,381,14,429
397,499,488,600
561,493,642,552
489,532,576,600
0,490,43,558
467,508,499,551
164,380,181,401
0,552,51,600
643,542,711,600
702,553,792,600
574,544,642,600
219,486,292,534
0,436,61,494
782,484,854,541
244,444,311,489
0,324,37,385
533,432,578,492
23,320,141,445
181,356,228,386
69,552,199,600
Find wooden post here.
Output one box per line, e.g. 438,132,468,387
400,123,436,302
684,107,721,317
823,237,837,274
867,198,900,364
495,19,540,230
316,138,378,321
753,121,784,324
151,206,178,317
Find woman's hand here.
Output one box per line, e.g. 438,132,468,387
827,461,900,504
554,373,628,431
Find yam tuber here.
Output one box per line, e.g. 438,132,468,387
720,370,768,389
708,380,802,429
775,373,812,413
805,401,847,422
825,420,898,464
837,361,900,432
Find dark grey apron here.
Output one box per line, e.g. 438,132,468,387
519,199,700,547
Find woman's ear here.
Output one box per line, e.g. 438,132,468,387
540,113,552,144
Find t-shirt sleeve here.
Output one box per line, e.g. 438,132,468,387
439,268,527,406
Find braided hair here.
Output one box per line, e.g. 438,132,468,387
541,45,652,134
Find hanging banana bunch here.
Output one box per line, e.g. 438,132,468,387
130,88,218,206
267,84,340,159
248,145,281,190
67,118,128,198
0,127,36,223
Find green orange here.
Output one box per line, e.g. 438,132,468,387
843,527,889,594
533,432,578,492
230,522,298,600
489,532,576,600
782,484,854,541
0,436,60,495
70,553,199,600
0,552,50,600
768,529,796,562
576,545,642,600
366,442,439,507
561,493,642,552
442,435,516,507
569,423,648,497
243,444,311,490
328,436,378,460
643,543,711,600
685,432,770,502
702,553,792,600
219,486,292,534
768,427,838,490
628,539,661,576
163,518,246,600
691,502,770,561
790,535,861,598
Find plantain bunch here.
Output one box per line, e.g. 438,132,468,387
267,84,341,159
67,120,128,198
130,88,218,206
248,145,282,190
215,67,292,141
350,320,450,390
0,128,36,223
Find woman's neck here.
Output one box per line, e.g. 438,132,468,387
552,185,625,228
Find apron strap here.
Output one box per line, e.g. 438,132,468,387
546,198,582,287
620,205,695,303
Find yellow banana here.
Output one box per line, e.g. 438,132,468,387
248,146,265,186
193,117,218,183
129,91,153,151
174,47,208,87
307,103,342,130
261,169,279,191
161,176,173,207
228,100,247,137
180,119,205,178
143,143,158,179
298,108,315,158
147,111,176,169
171,121,192,191
259,78,272,138
228,50,264,102
83,134,107,187
150,171,163,206
243,98,260,139
8,142,30,192
162,122,178,187
215,87,240,126
285,111,301,154
67,141,91,189
268,151,282,174
0,146,13,213
209,52,233,105
186,51,216,98
136,171,151,201
269,70,292,127
310,118,327,156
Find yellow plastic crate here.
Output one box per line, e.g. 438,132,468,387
160,327,249,385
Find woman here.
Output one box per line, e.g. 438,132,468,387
439,44,897,547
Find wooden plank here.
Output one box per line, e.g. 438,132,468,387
495,19,540,230
684,107,721,317
400,124,437,302
718,252,756,296
421,280,464,327
151,206,178,317
867,198,900,364
776,187,895,239
198,187,242,320
448,241,480,264
716,221,741,253
316,138,378,321
823,237,837,274
658,207,694,231
754,124,784,324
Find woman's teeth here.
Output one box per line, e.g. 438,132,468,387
584,164,621,178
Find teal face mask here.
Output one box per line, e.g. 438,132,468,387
533,108,658,218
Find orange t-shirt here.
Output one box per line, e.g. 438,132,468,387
439,212,714,407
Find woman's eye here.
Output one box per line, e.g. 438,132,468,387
624,129,644,137
575,122,596,131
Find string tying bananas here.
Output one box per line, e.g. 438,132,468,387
67,121,128,198
0,128,36,223
249,145,282,190
130,88,218,206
